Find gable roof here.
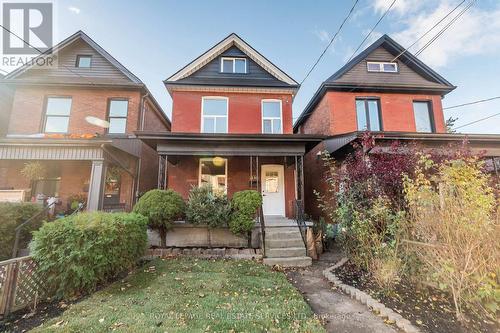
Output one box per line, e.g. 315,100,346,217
165,33,298,88
4,30,142,85
293,34,456,132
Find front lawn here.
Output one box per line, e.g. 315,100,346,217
31,258,324,332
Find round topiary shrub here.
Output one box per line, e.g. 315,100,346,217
229,190,262,235
133,189,185,247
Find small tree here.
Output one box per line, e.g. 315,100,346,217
133,189,185,247
20,161,47,197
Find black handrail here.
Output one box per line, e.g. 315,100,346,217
259,205,266,258
11,201,55,259
294,200,307,252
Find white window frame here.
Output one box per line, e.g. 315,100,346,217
201,96,229,133
220,57,247,74
44,96,72,133
261,99,283,134
198,157,228,194
366,61,398,73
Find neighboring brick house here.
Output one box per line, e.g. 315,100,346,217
0,31,170,211
138,33,321,219
293,35,500,219
0,73,13,137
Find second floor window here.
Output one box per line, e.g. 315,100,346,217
202,97,228,133
413,101,434,133
108,99,129,134
356,98,382,131
44,97,72,133
262,100,282,134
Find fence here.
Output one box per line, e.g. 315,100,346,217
0,256,48,317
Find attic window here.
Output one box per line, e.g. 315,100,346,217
76,55,92,68
221,57,246,74
367,61,397,73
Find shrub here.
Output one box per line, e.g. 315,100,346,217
370,256,402,291
404,155,500,321
185,185,232,228
133,189,185,247
0,202,45,260
229,190,262,235
30,212,147,298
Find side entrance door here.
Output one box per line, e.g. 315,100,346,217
261,164,285,216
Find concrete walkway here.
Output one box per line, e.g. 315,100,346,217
285,251,399,333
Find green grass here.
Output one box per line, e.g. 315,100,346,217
32,258,325,332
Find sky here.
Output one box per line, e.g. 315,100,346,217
2,0,500,134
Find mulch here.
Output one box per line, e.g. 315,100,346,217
333,261,498,333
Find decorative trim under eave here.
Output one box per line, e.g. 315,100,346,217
167,84,297,95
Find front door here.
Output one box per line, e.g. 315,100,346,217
261,164,285,216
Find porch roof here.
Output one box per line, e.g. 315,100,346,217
324,131,500,157
136,131,324,156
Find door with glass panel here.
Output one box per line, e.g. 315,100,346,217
261,164,285,216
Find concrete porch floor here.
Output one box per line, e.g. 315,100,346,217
262,215,313,227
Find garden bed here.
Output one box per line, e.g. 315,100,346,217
2,258,324,332
333,261,498,333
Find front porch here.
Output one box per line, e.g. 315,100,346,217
0,138,140,213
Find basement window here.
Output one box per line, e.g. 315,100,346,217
220,57,247,74
367,61,398,73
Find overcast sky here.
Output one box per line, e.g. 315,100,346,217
2,0,499,133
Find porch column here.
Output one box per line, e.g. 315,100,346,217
87,160,106,211
295,155,304,202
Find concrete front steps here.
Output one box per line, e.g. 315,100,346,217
262,222,312,267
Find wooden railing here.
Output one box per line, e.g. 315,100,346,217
294,200,307,251
259,205,266,258
0,256,48,317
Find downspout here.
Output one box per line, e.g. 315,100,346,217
136,92,149,200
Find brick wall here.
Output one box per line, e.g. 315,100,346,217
300,91,446,135
171,90,294,134
7,86,141,135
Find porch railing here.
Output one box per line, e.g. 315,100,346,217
259,205,266,258
294,200,307,252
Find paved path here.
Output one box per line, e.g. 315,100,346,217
286,251,399,333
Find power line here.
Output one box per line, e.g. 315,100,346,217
346,0,398,63
444,96,500,110
454,112,500,130
414,0,477,57
300,0,360,85
391,0,466,62
0,24,95,85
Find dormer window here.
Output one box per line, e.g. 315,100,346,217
76,55,92,68
220,57,246,74
367,61,397,73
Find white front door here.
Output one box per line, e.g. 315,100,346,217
261,164,285,216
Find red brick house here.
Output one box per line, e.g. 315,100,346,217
293,35,500,219
0,31,170,211
138,33,321,266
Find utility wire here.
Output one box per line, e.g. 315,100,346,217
300,0,360,85
415,0,477,57
346,0,398,63
454,112,500,130
0,24,95,85
391,0,466,62
444,96,500,110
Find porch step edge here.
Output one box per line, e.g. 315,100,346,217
263,256,312,267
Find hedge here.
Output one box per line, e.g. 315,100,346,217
0,202,45,261
30,212,148,298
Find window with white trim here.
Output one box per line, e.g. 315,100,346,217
44,97,72,133
367,61,398,73
262,100,282,134
108,99,129,134
199,157,227,195
220,57,247,73
202,97,228,133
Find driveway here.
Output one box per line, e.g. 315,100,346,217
286,250,399,333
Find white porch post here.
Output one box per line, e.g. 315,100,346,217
87,160,106,211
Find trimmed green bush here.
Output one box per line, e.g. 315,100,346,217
30,212,147,298
229,190,262,235
0,202,45,260
186,185,231,228
133,189,185,247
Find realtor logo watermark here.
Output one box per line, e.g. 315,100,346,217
1,0,57,70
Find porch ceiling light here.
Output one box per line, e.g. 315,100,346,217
85,116,110,128
212,156,225,167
